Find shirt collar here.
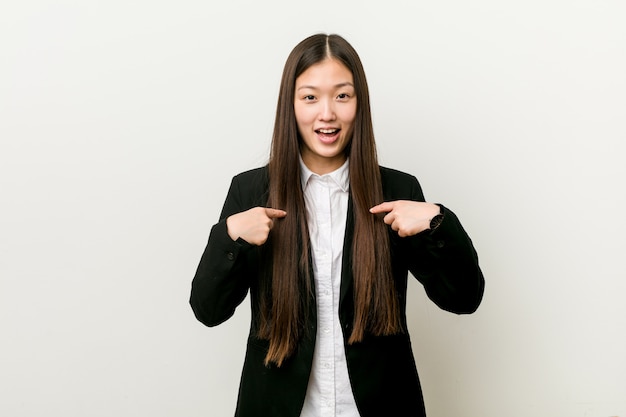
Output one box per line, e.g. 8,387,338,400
299,155,350,192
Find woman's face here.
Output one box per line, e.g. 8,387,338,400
294,58,357,175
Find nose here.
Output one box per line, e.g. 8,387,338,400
318,98,336,121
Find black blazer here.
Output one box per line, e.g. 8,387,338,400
190,166,484,417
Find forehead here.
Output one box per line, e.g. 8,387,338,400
295,58,354,88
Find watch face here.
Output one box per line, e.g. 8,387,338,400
430,214,444,230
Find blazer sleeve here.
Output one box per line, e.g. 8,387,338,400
407,204,485,314
389,170,485,314
189,173,261,327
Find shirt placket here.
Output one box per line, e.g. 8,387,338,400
314,177,336,415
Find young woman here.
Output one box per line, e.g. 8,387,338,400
190,33,485,417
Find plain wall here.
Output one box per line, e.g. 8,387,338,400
1,1,625,416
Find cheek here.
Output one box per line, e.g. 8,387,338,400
294,105,315,127
339,106,357,125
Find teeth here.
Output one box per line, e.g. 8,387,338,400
319,129,337,134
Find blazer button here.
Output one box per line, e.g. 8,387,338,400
436,240,445,248
227,252,235,260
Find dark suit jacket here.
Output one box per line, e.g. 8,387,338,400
190,166,485,417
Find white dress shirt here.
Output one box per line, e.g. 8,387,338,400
299,157,360,417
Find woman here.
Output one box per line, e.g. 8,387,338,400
190,33,484,417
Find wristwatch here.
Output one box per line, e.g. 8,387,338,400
429,205,444,231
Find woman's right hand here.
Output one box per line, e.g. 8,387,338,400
226,207,287,245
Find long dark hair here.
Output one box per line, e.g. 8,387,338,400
259,34,402,367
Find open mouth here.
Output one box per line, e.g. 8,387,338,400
315,128,341,143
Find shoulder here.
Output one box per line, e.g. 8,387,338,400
225,166,270,207
379,166,418,183
379,166,425,202
232,166,268,181
230,166,269,190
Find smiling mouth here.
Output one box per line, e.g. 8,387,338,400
316,128,340,134
315,128,341,144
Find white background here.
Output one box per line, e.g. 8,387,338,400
1,1,625,416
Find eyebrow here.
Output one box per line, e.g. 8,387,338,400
296,82,355,91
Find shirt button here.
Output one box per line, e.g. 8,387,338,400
324,327,330,333
226,252,234,260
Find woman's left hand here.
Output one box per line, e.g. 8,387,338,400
370,200,440,237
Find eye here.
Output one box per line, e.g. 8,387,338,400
303,95,316,101
337,93,351,101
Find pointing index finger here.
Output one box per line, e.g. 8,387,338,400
265,208,287,218
369,201,395,214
